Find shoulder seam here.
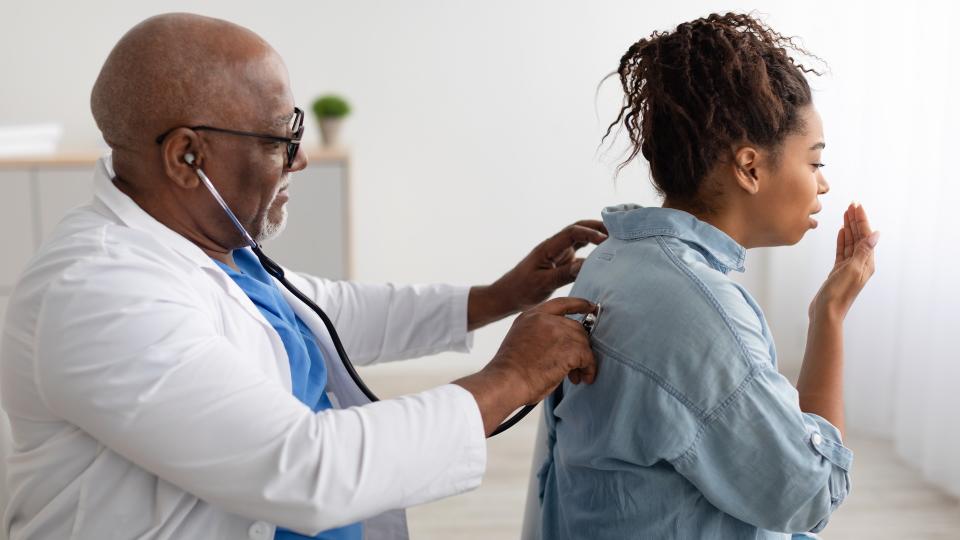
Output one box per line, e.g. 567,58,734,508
655,236,758,374
653,235,771,460
672,367,762,464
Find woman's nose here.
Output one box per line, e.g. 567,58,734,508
818,174,830,195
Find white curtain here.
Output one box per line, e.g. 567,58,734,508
886,11,960,495
759,3,960,497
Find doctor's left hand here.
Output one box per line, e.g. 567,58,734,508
467,220,608,331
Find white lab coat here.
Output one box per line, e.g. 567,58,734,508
0,156,487,540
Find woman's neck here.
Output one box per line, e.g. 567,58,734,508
661,199,752,248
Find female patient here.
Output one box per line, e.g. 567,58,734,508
539,13,878,539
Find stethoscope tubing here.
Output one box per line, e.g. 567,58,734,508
194,164,546,437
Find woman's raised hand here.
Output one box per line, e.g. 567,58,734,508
809,203,880,322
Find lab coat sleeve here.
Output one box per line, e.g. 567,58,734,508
287,271,473,365
33,259,486,535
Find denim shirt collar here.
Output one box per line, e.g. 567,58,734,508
601,204,746,273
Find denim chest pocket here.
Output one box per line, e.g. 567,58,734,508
595,250,616,262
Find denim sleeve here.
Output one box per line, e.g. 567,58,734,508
670,366,853,533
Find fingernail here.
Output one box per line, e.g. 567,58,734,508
866,231,880,247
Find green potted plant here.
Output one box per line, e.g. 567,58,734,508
311,94,351,148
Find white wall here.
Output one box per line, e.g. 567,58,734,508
0,0,801,371
3,1,957,435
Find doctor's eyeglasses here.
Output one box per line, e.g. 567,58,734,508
154,107,304,168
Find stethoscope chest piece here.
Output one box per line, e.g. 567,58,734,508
582,303,602,336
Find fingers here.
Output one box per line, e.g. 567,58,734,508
843,209,854,259
854,203,873,239
534,296,597,316
846,203,860,244
574,219,608,236
548,258,586,289
835,227,845,266
569,258,585,277
567,331,599,386
541,223,608,259
573,358,597,385
844,202,875,255
852,230,880,259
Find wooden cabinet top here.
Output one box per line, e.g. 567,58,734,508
0,147,348,168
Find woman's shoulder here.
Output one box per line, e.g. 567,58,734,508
580,233,764,337
572,236,773,416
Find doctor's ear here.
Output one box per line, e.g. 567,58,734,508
732,146,762,195
159,128,203,189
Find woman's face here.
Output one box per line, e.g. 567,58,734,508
753,105,830,246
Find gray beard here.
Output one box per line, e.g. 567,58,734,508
255,205,288,243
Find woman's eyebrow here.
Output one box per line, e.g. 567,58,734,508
810,142,826,150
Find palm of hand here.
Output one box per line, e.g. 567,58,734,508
810,203,879,321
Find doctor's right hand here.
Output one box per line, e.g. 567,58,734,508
454,297,598,437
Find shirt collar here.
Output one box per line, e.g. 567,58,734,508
601,204,747,273
93,152,221,272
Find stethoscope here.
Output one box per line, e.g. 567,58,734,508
186,153,600,437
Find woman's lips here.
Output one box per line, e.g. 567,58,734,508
809,204,821,228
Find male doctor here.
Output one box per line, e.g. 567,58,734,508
0,12,606,540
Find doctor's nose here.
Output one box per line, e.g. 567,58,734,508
288,145,309,172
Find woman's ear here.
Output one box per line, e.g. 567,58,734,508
732,146,762,195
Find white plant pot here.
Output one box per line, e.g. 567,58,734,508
318,118,343,147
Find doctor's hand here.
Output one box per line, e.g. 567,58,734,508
809,202,879,323
454,297,598,437
467,220,607,331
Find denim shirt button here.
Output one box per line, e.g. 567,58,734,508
812,433,823,446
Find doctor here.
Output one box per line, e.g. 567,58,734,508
0,13,605,540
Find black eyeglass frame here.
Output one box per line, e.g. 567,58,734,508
154,107,304,168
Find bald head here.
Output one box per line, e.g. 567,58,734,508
91,13,290,151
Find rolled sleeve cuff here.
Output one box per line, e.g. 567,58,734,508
803,413,853,532
804,413,853,471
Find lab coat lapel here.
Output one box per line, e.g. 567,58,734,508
203,266,295,391
276,276,372,409
92,153,294,390
275,273,410,540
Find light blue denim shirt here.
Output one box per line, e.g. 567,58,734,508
538,205,852,539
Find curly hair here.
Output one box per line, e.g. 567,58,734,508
605,12,822,213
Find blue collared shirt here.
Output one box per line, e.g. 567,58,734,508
538,205,852,539
215,248,362,540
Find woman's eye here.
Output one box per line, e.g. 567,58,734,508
812,162,826,169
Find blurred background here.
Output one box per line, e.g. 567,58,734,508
1,1,958,538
